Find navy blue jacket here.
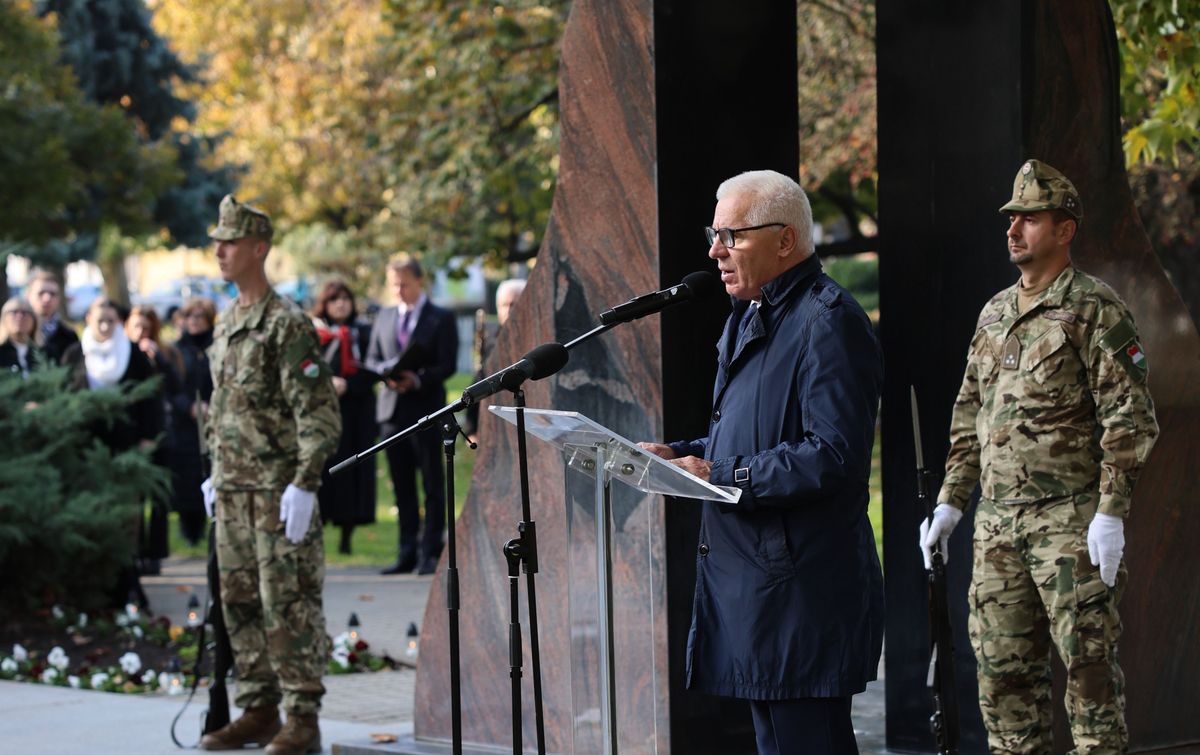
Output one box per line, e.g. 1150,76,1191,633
367,300,459,427
669,254,884,699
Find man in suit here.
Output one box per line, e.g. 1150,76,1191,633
26,271,79,364
367,255,459,575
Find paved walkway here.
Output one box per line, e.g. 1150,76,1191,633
0,556,895,753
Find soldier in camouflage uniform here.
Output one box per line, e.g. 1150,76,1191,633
199,196,341,754
919,161,1158,754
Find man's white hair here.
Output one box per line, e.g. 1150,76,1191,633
496,278,527,302
716,170,815,256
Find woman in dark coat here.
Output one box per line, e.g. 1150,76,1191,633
63,298,163,451
0,297,48,378
168,297,216,546
63,297,163,607
127,305,184,571
312,280,377,554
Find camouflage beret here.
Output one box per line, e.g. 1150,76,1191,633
209,194,273,241
999,159,1082,221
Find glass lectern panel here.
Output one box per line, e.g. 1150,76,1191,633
490,407,738,754
489,407,741,504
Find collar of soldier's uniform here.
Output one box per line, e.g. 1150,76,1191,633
1029,264,1075,310
1005,264,1075,316
759,252,822,308
224,287,279,337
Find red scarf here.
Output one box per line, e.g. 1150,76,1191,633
316,324,358,377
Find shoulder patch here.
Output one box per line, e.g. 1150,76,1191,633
1099,315,1148,382
1098,315,1136,354
284,331,318,367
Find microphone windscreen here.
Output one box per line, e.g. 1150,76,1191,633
525,342,570,380
682,270,719,300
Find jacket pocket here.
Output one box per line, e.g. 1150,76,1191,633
757,512,795,583
1025,324,1071,376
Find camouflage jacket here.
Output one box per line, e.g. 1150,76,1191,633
938,266,1158,518
207,289,341,491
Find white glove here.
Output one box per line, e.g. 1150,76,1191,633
919,503,963,570
1087,512,1124,588
201,478,216,518
279,484,317,544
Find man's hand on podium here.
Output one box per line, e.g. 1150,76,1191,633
670,456,712,481
637,441,676,460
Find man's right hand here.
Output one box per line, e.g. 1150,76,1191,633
637,442,677,460
201,478,216,518
919,503,963,569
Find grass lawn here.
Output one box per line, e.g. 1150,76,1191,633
868,429,883,564
169,372,884,568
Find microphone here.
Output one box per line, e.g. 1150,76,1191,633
461,342,570,405
597,271,718,326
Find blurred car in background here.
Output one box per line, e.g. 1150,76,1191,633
132,276,233,321
66,283,103,321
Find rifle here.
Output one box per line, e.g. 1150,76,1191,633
196,393,234,735
910,386,960,754
171,394,235,746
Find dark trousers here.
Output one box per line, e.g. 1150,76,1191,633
748,697,858,755
382,423,445,560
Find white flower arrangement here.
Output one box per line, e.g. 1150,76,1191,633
118,652,142,676
68,675,81,689
331,649,351,670
1,658,17,674
47,647,69,671
12,644,28,663
90,672,110,689
40,668,58,684
331,631,352,651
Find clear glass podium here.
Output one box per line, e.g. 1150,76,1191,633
490,407,740,754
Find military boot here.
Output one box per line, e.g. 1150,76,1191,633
199,705,282,750
264,712,321,754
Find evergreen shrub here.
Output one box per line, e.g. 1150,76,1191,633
0,367,167,613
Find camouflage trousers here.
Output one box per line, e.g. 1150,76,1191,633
215,488,330,715
969,494,1127,755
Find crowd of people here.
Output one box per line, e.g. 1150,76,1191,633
1,259,522,583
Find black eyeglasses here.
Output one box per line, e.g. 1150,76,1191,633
704,223,787,249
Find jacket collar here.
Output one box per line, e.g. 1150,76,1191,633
758,252,823,308
225,288,279,336
1004,264,1075,318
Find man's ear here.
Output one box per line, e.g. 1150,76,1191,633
1058,218,1078,246
778,224,799,258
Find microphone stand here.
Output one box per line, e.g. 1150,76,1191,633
332,403,469,755
500,387,547,755
441,414,474,755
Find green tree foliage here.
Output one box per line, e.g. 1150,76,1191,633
1111,1,1199,320
0,369,168,613
152,0,568,281
1112,0,1199,166
28,0,235,278
374,0,567,265
0,2,80,249
797,1,878,244
0,1,174,274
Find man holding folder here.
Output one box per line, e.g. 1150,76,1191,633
367,255,459,575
